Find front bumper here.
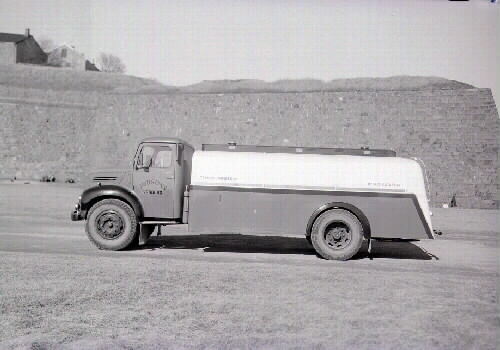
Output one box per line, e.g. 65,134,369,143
71,197,83,221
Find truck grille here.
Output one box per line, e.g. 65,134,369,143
92,176,117,182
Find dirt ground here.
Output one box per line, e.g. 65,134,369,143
0,182,498,349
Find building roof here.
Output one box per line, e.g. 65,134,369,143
0,33,28,43
85,60,100,71
49,44,85,58
51,43,80,52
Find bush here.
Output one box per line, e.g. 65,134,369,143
40,175,56,182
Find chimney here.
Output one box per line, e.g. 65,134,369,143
25,28,30,37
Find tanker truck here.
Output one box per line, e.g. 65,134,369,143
71,137,434,260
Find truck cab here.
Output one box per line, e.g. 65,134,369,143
71,137,193,250
132,137,193,221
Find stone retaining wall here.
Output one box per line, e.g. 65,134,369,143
1,87,498,208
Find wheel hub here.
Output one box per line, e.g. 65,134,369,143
324,225,352,249
96,210,124,240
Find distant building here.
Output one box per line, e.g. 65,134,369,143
48,44,99,71
48,44,85,70
85,60,100,72
0,28,47,65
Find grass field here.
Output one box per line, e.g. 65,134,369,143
0,182,498,349
0,64,166,93
0,64,473,95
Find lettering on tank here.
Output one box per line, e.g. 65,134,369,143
200,175,238,182
367,182,402,188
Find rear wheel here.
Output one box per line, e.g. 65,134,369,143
85,199,138,250
311,209,364,261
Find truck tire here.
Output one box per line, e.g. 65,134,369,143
310,209,364,261
85,198,138,250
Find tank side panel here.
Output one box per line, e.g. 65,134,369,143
188,186,432,239
191,150,433,230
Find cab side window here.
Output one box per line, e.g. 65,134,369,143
153,147,172,168
137,144,172,168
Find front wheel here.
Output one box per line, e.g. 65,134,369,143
85,199,138,250
310,209,364,261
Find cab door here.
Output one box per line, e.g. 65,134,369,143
133,143,176,219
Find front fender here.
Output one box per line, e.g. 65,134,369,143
80,184,144,219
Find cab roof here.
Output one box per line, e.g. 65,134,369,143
140,136,193,148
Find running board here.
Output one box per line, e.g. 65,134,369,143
140,221,177,224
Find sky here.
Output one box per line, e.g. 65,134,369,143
1,0,499,102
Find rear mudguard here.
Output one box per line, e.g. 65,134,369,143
306,202,371,239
